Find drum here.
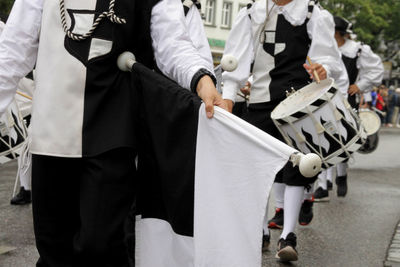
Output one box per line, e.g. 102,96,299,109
357,109,381,154
0,100,28,164
271,78,366,168
358,109,381,136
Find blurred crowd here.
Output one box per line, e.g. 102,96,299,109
368,85,400,127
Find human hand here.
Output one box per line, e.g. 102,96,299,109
240,81,251,96
303,63,327,82
348,84,360,96
196,75,228,118
223,99,234,113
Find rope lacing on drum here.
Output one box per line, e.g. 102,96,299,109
59,0,126,41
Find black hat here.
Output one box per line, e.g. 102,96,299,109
334,16,353,35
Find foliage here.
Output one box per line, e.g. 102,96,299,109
320,0,400,64
0,0,14,17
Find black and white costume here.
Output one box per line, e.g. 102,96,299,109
333,17,383,195
339,38,383,109
0,0,214,265
222,0,343,257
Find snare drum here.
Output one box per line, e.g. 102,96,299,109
358,109,381,136
271,78,366,168
0,100,28,164
357,109,381,154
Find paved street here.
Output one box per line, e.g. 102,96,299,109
1,128,400,267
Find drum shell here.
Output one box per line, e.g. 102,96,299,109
273,85,365,168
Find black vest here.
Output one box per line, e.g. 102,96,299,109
263,8,313,102
64,0,161,156
342,48,361,108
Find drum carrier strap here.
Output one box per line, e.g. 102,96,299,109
59,0,126,41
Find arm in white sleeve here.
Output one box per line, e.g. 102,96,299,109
335,58,350,97
151,0,215,91
0,0,42,115
185,6,214,70
222,8,253,102
356,44,384,92
307,7,343,79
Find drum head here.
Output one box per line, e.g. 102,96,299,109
358,110,381,135
271,78,335,120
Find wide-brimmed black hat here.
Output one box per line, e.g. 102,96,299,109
334,16,353,35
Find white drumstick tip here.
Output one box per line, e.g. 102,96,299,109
298,153,322,177
220,55,238,72
117,52,136,72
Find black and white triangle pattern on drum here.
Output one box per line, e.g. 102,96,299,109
279,87,337,123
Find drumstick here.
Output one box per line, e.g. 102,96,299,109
306,56,321,84
16,91,33,100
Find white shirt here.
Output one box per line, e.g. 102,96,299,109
320,9,349,97
339,39,384,92
185,5,214,72
222,0,343,103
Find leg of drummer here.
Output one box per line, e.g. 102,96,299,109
336,162,348,197
299,183,314,226
10,153,32,205
314,169,330,202
327,167,334,190
275,185,304,261
268,182,285,229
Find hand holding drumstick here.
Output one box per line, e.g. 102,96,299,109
303,57,327,84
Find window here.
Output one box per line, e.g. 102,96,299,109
221,2,233,28
205,0,216,25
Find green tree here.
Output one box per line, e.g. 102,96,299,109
0,0,13,16
320,0,400,66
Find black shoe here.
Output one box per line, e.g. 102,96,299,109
10,187,31,205
314,187,330,202
336,175,348,197
262,230,270,252
276,232,298,262
298,199,314,226
327,180,333,190
268,208,284,229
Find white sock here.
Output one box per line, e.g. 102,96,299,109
281,185,304,239
304,183,314,200
317,170,328,190
327,167,334,182
273,182,285,209
337,162,348,177
262,199,270,235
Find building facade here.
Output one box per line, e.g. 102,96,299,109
199,0,250,65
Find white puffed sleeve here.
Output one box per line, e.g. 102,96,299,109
151,0,215,91
356,44,384,92
307,6,343,80
0,0,42,115
222,7,254,102
185,6,214,70
318,9,349,96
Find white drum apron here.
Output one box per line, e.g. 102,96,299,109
271,78,366,168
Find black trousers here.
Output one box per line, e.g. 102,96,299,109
32,148,137,267
242,103,317,186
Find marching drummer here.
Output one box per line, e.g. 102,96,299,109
0,0,222,266
222,0,343,262
333,16,384,198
